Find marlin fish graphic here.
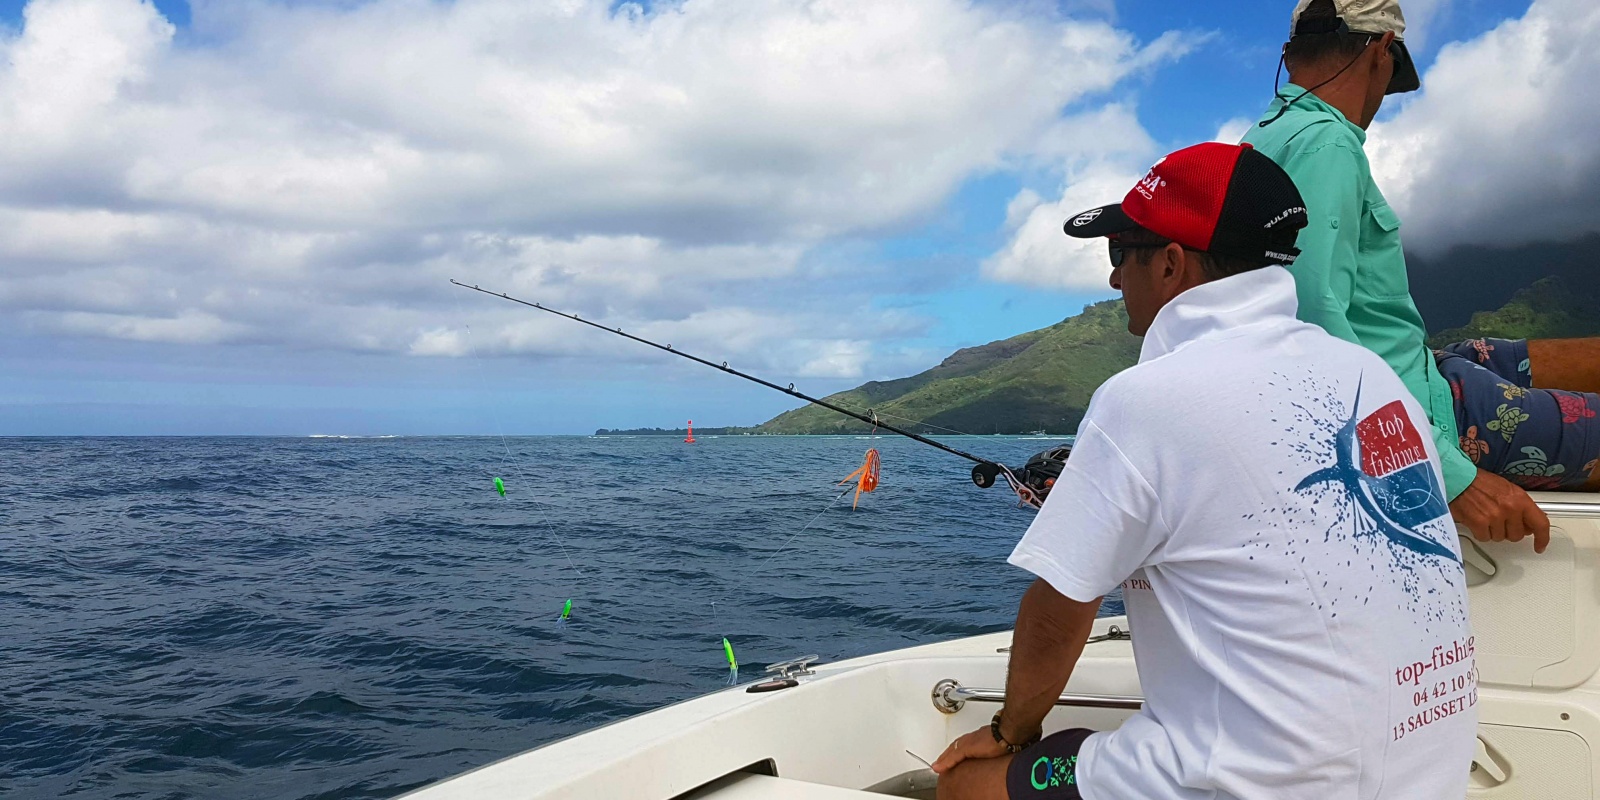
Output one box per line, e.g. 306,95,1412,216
1296,382,1459,563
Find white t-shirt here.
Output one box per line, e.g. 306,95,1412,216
1009,267,1476,800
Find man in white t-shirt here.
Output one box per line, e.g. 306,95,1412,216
931,142,1476,800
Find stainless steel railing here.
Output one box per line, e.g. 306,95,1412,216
1536,501,1600,519
931,678,1143,714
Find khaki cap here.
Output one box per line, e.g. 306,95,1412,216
1291,0,1407,40
1288,0,1419,94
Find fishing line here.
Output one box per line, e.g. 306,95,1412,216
450,279,1056,512
448,280,1007,472
447,293,873,680
445,281,1060,683
825,401,978,439
451,294,591,583
754,486,856,572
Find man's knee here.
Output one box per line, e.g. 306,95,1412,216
1529,337,1600,395
935,755,1012,800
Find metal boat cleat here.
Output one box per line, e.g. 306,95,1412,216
1087,624,1129,644
764,654,820,680
744,654,821,693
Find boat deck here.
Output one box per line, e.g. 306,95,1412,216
404,495,1600,799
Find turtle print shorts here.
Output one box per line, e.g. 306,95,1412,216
1435,338,1600,490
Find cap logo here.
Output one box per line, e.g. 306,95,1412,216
1264,205,1306,229
1134,157,1168,201
1070,209,1103,227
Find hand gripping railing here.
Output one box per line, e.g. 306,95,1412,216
931,679,1144,714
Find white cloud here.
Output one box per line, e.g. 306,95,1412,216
0,0,1165,233
0,0,1193,378
983,165,1143,291
989,0,1600,289
1397,0,1452,52
47,309,246,345
1003,188,1045,232
408,327,469,358
1213,116,1253,145
1370,0,1600,254
983,104,1160,290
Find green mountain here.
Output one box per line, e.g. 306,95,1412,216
1427,276,1600,346
757,275,1600,436
758,299,1141,435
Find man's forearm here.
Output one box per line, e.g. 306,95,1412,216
999,578,1103,742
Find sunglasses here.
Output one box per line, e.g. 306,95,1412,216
1108,240,1171,268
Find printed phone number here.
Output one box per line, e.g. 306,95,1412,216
1410,665,1478,709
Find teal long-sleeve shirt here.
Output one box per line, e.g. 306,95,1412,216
1243,86,1476,499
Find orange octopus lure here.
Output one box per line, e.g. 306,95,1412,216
838,449,882,509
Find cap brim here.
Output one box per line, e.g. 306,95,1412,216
1386,40,1420,95
1063,204,1138,239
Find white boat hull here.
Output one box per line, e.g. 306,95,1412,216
405,492,1600,799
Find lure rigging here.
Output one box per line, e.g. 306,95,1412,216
838,449,881,509
722,637,739,685
450,280,1059,507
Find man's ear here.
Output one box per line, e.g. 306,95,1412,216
1166,243,1214,298
1157,242,1188,291
1373,31,1396,70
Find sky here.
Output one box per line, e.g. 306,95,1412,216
0,0,1594,435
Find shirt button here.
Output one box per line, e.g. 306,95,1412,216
1331,219,1340,229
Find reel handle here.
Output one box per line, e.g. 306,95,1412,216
971,462,1002,489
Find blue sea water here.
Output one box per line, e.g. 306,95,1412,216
0,435,1113,799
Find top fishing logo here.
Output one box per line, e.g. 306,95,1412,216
1295,380,1459,564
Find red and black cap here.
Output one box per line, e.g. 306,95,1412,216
1064,142,1309,267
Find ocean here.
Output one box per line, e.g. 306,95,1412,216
0,434,1114,799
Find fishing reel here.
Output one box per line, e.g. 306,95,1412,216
970,445,1073,507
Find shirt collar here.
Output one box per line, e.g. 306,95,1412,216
1138,267,1301,363
1264,83,1367,145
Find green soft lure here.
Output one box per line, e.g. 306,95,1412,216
493,477,506,497
723,637,738,685
561,599,573,619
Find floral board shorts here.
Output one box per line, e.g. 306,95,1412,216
1005,728,1094,799
1435,338,1600,490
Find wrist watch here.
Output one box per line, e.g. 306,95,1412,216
990,710,1042,754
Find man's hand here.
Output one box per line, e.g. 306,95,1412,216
1449,469,1550,554
930,726,1008,775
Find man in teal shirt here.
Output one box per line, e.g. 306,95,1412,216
1244,0,1600,552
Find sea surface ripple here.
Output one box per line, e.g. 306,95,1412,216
0,435,1113,799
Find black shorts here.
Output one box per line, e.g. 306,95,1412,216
1004,728,1095,799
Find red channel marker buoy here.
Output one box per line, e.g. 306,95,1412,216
685,420,696,444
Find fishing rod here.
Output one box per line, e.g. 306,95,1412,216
449,280,1037,498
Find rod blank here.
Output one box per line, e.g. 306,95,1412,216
449,279,1003,470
